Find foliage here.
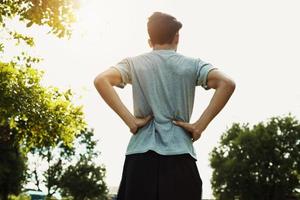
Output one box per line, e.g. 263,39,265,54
7,31,35,47
8,193,31,200
0,141,27,200
26,128,108,199
60,158,109,200
0,59,87,198
0,61,86,150
0,1,86,148
59,128,108,200
0,0,87,199
210,115,300,200
0,0,80,38
45,128,100,197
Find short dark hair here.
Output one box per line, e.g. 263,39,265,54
147,12,182,45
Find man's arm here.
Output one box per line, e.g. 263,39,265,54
173,69,235,142
94,67,152,134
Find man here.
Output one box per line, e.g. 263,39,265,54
94,12,235,200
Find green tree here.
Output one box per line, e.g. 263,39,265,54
0,0,85,151
0,56,86,200
0,139,26,200
0,0,80,38
210,115,300,200
26,128,108,199
0,1,84,199
59,129,109,200
0,61,86,149
60,158,108,200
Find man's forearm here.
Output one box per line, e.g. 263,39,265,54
94,77,136,129
194,82,235,131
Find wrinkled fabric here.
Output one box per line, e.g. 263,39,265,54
116,150,202,200
111,49,216,160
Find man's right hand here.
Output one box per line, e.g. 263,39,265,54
172,69,235,142
172,120,204,142
130,115,153,134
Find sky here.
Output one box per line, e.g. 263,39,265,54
6,0,300,198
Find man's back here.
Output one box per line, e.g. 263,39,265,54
94,12,235,200
112,49,216,160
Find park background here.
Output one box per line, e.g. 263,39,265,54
2,0,300,199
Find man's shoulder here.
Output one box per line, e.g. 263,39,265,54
131,51,197,59
124,51,151,61
127,51,200,67
175,52,200,62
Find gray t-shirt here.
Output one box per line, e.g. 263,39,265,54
111,49,216,160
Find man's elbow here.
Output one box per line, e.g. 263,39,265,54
93,74,107,88
219,78,236,93
224,78,236,93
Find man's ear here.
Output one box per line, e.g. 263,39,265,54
173,33,179,45
148,39,153,48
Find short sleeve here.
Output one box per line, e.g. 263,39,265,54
196,59,217,90
110,58,132,88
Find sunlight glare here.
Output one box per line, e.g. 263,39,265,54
73,0,106,38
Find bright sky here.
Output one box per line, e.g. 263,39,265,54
7,0,300,198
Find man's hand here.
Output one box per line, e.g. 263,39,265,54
94,68,153,135
172,120,204,142
172,69,235,143
129,115,153,135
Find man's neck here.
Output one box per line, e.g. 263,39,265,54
153,44,177,51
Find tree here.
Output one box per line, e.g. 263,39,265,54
26,128,108,199
60,158,109,200
0,1,85,199
0,0,80,38
0,61,86,149
0,56,86,200
59,128,109,200
59,128,108,200
210,115,300,200
26,142,74,197
0,139,26,200
0,0,86,151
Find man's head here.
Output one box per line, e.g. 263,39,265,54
147,12,182,48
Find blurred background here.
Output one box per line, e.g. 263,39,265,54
0,0,299,199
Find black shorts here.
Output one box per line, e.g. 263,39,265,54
116,150,202,200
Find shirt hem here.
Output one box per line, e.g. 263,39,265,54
125,148,197,161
